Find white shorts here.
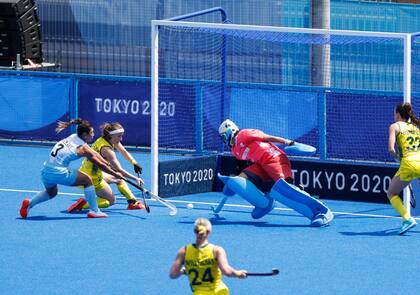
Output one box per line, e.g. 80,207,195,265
41,164,78,188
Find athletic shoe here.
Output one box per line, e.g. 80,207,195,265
20,198,30,219
127,200,145,210
67,198,87,213
398,217,417,235
311,209,334,227
87,210,108,218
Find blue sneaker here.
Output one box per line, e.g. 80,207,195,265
398,217,417,235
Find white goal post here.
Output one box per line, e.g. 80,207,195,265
150,20,413,211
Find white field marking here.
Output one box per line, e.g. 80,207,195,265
1,188,84,196
2,188,418,220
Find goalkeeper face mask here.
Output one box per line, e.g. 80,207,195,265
219,119,239,147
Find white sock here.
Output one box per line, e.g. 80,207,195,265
84,186,99,212
29,190,51,209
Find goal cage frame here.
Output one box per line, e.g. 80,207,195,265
150,17,416,212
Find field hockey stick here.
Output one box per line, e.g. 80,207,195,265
136,172,150,213
247,268,279,277
123,177,177,216
408,184,417,208
211,196,229,214
145,189,178,216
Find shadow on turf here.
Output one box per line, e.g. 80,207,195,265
59,209,147,220
350,207,391,214
331,212,398,220
339,228,417,236
17,215,87,221
178,218,309,228
179,204,298,218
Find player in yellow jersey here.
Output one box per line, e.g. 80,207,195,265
170,218,247,294
67,122,145,212
387,102,418,234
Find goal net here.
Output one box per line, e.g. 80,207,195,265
150,20,416,193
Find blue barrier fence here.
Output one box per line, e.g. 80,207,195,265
1,1,420,165
1,71,418,164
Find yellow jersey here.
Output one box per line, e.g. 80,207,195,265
184,243,226,294
80,137,113,178
396,121,420,159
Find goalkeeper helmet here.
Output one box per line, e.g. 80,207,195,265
219,119,239,147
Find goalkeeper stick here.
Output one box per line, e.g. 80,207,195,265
247,268,279,277
211,196,229,214
123,178,177,216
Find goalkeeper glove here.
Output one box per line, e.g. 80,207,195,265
131,160,143,174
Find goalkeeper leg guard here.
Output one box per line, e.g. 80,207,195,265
269,179,333,226
218,174,275,219
250,196,275,219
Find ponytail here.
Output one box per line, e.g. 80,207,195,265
408,106,420,127
56,119,92,137
395,103,420,127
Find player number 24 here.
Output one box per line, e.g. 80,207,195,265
188,268,214,285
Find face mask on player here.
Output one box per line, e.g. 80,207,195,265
218,119,238,147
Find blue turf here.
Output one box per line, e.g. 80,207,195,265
1,145,420,295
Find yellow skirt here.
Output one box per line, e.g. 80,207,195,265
192,282,229,295
395,156,420,182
